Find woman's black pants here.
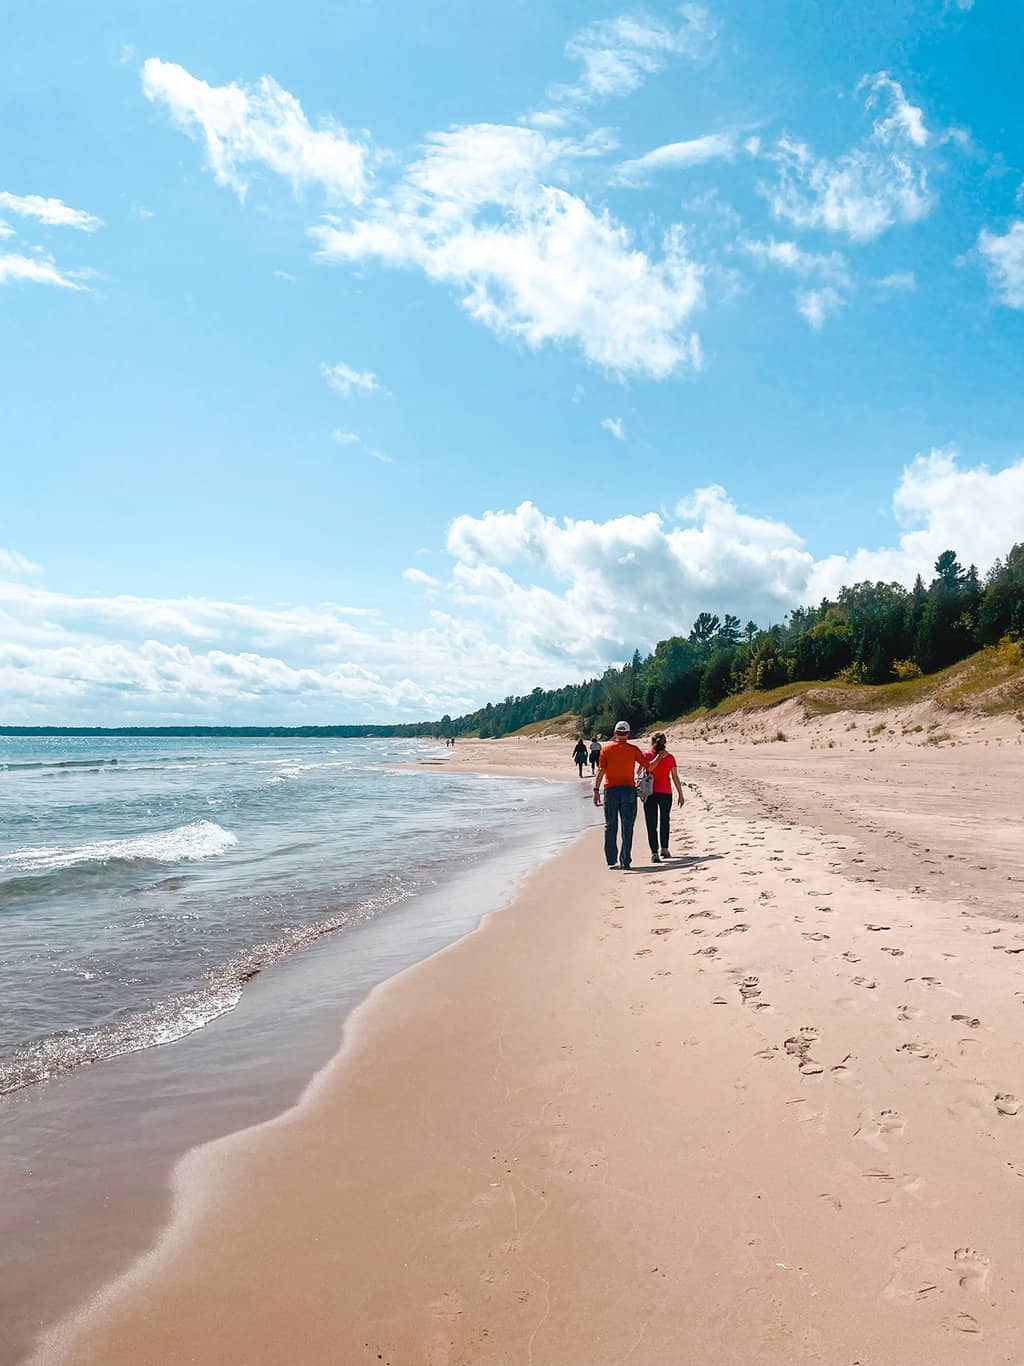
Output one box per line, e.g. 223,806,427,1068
644,793,672,852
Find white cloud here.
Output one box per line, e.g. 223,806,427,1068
555,7,717,105
312,122,703,377
613,131,737,185
795,285,844,329
808,449,1024,598
875,270,917,293
0,220,13,238
443,452,1024,668
742,237,849,282
320,359,382,397
0,549,41,576
0,252,89,290
0,573,566,724
742,238,849,326
3,453,1022,722
600,416,625,439
141,58,370,204
978,221,1024,308
0,191,102,232
763,73,933,241
328,428,391,463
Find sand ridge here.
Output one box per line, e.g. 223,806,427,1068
31,729,1024,1365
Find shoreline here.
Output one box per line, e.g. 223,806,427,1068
29,729,1024,1363
4,757,588,1366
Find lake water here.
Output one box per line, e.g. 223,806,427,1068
0,735,576,1094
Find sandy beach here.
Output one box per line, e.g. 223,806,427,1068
30,715,1024,1365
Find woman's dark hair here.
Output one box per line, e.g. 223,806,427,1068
651,731,667,752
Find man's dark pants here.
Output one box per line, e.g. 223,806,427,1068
604,785,638,867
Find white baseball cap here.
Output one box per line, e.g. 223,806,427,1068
614,720,630,734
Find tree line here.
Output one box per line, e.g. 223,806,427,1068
438,543,1024,738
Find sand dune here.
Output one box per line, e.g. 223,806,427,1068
32,720,1024,1365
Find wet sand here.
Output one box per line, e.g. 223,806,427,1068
30,722,1024,1364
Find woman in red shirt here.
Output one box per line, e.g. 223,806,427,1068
642,732,685,862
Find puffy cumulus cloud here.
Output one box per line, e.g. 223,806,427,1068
809,449,1024,599
555,7,717,105
312,122,703,377
141,58,370,204
445,492,813,660
0,191,102,232
612,131,737,186
762,73,934,242
978,221,1024,308
441,451,1024,670
0,252,90,290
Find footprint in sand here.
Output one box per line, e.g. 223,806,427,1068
738,976,761,1004
897,1003,923,1021
634,948,653,958
866,924,891,932
841,951,862,963
856,1108,906,1150
803,931,830,941
881,946,904,956
943,1312,982,1335
952,1014,981,1029
898,1041,934,1060
883,1244,942,1303
650,927,673,936
994,1092,1022,1116
717,923,750,936
952,1248,991,1292
852,976,879,990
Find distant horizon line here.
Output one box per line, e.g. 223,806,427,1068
0,724,443,737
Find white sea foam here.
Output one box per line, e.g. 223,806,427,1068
0,819,238,875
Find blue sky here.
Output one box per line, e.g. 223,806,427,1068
2,0,1023,723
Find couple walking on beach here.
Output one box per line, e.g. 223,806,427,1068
593,721,685,869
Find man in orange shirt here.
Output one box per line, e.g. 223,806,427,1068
593,720,652,869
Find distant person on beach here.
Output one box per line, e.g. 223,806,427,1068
588,737,601,774
572,737,588,777
641,732,685,863
593,721,652,870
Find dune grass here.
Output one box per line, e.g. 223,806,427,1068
694,640,1024,722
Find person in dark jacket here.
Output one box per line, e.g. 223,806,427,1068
572,737,588,777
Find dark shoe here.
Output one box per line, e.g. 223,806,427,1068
621,862,631,870
650,851,660,863
660,848,671,859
